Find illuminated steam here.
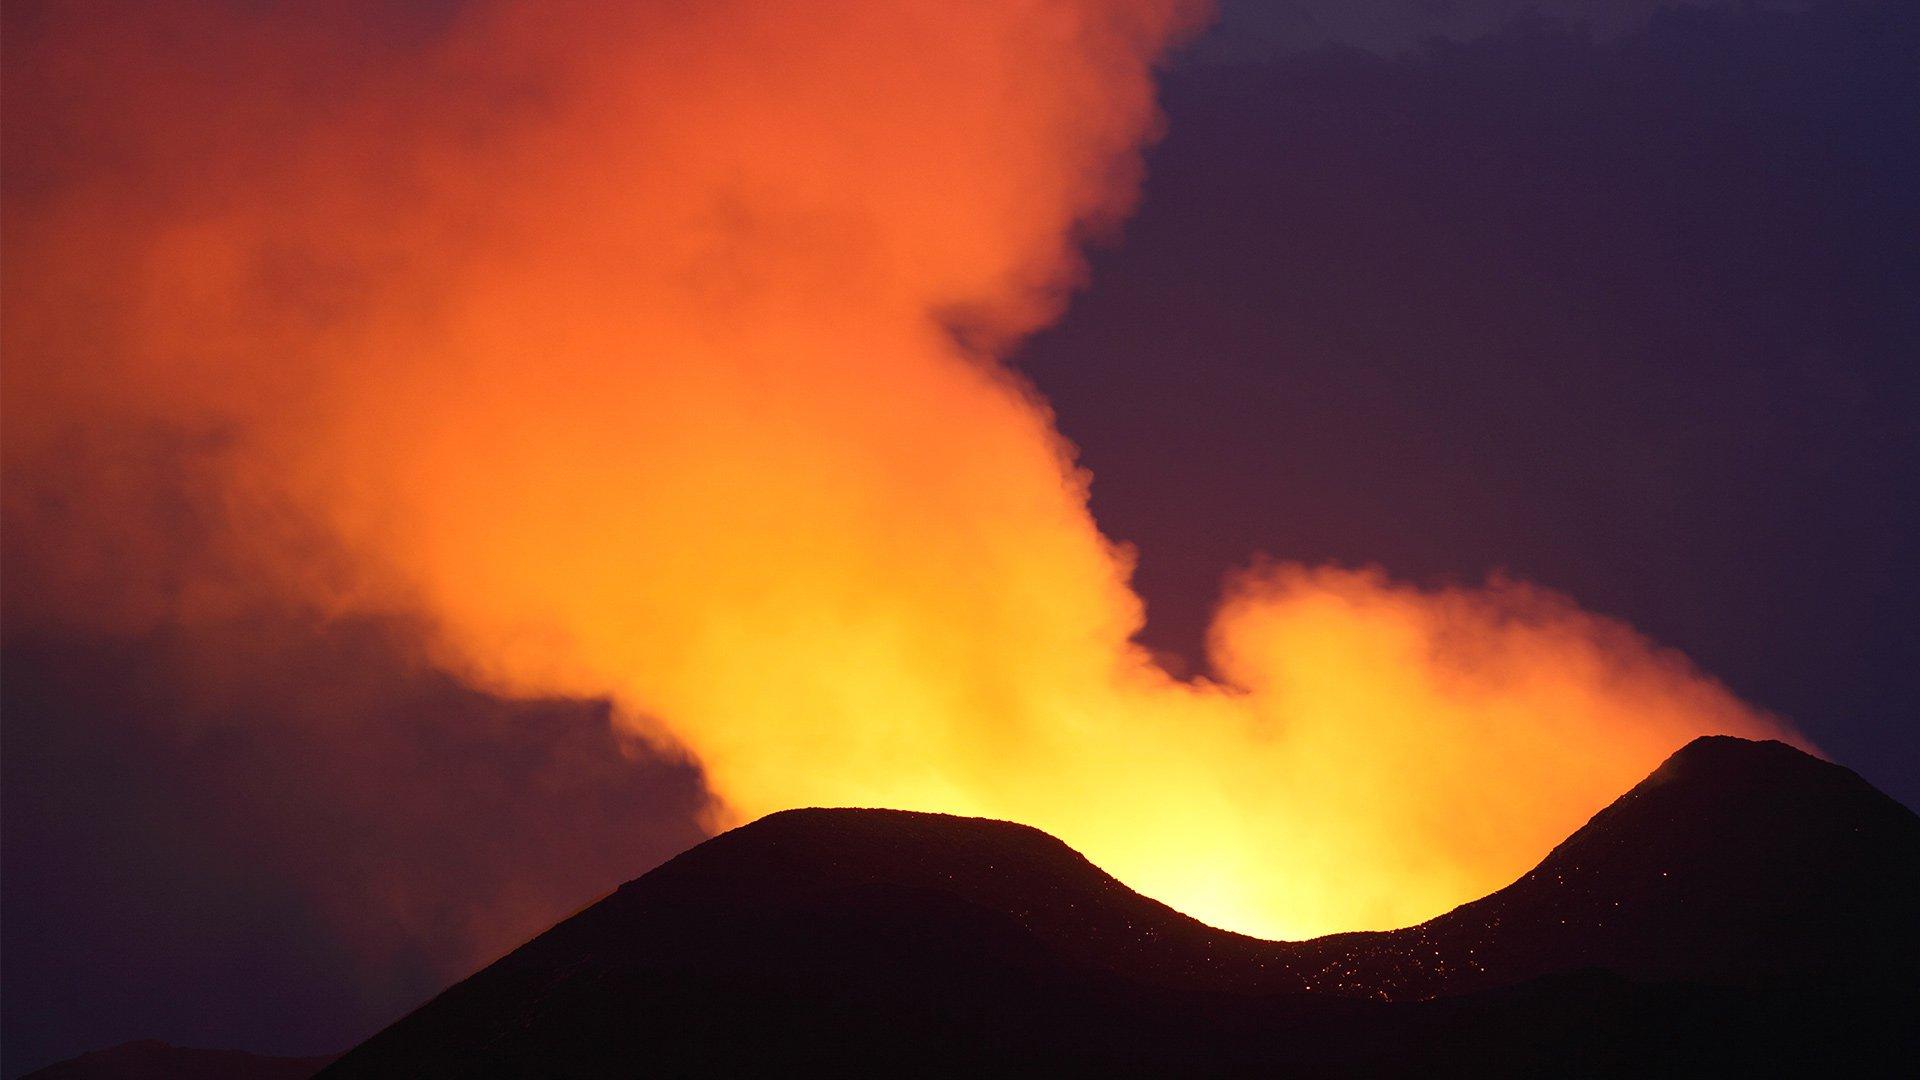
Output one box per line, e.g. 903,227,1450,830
3,0,1786,940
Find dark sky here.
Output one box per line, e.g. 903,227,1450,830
1019,0,1919,802
4,1,1916,1074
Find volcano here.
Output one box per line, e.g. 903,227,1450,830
290,736,1918,1077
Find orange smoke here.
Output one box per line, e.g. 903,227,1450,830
4,0,1785,940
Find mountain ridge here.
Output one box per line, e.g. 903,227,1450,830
18,1040,337,1080
315,735,1920,1076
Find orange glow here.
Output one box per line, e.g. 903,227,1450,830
3,1,1787,940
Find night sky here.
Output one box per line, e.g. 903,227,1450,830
4,2,1916,1075
1024,0,1919,802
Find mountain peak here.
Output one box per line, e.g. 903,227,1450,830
1653,733,1836,783
321,734,1920,1077
1401,734,1920,993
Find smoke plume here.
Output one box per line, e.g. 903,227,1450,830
4,0,1785,941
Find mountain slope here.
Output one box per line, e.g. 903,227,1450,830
18,1041,335,1080
1328,735,1920,996
322,736,1920,1076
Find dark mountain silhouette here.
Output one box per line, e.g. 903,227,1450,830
1320,735,1920,996
315,736,1919,1077
17,1040,336,1080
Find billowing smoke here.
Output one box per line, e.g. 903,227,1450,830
4,0,1785,943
